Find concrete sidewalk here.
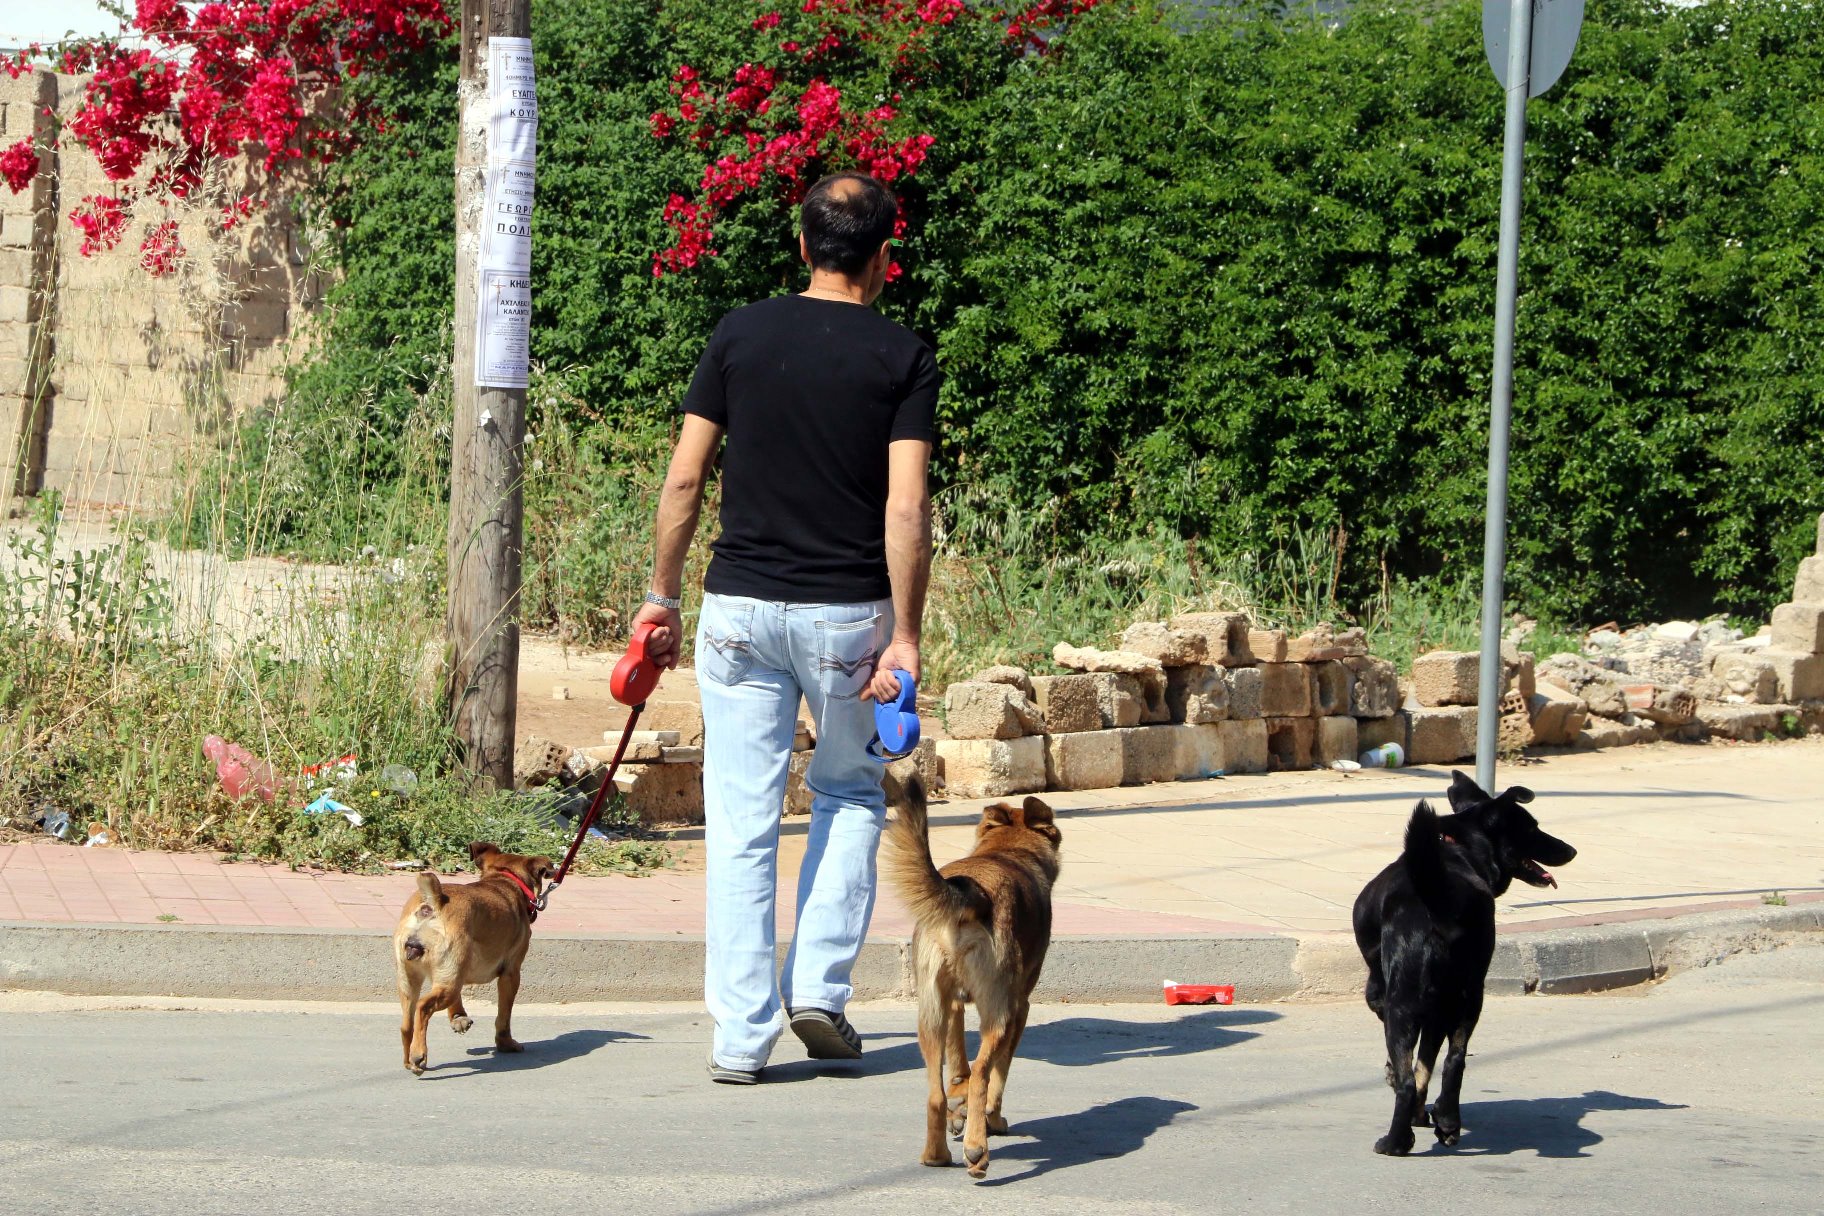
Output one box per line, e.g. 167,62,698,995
3,739,1821,1001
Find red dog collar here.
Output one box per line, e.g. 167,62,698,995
499,870,541,923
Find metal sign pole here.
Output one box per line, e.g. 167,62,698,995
1476,0,1536,791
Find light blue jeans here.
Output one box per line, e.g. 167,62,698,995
695,592,894,1070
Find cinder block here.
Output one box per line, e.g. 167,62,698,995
1309,660,1349,716
1796,555,1824,602
512,735,573,788
1265,717,1316,770
1761,649,1824,702
1407,707,1478,765
1165,664,1228,724
1218,718,1269,774
1314,716,1359,767
1357,712,1409,756
1044,730,1125,792
1412,651,1482,707
1227,667,1264,719
1169,611,1254,667
1259,663,1313,717
1030,674,1102,734
1119,621,1206,667
642,700,704,747
1115,726,1179,785
620,761,705,826
1344,656,1399,718
1169,723,1226,781
1247,628,1287,663
935,736,1046,798
1771,603,1824,655
944,681,1039,740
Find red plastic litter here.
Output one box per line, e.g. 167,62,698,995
1163,982,1234,1006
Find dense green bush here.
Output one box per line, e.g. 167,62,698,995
189,0,1824,626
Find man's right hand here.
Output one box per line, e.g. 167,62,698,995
631,600,684,671
865,636,920,703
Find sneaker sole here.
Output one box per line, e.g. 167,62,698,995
790,1010,862,1060
708,1057,759,1085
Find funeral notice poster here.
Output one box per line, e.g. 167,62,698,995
475,36,536,388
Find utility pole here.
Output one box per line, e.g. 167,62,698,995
447,0,533,787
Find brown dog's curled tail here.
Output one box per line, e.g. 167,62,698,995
883,776,981,934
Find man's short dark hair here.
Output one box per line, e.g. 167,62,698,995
800,174,898,276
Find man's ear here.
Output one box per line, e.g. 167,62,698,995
799,232,812,267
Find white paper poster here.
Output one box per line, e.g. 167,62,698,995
475,35,536,388
475,271,533,389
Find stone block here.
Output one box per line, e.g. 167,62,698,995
1771,603,1824,655
1796,555,1824,602
1091,673,1140,728
619,761,705,826
1226,666,1264,719
1309,660,1350,717
1538,654,1630,718
1412,650,1482,707
1706,653,1780,704
1357,712,1410,757
1248,628,1287,663
1044,730,1125,792
1169,611,1254,667
1030,674,1102,734
1314,716,1359,767
1576,718,1639,750
1284,626,1350,662
512,735,572,789
1695,703,1786,742
1760,649,1824,702
1527,686,1589,746
1165,664,1228,724
935,736,1045,798
785,752,814,815
881,738,939,808
1501,644,1537,700
1259,663,1313,717
1218,718,1270,774
944,681,1039,740
1407,707,1478,765
1119,621,1207,667
1265,717,1316,770
1116,726,1180,785
582,741,663,765
1169,723,1226,781
971,665,1034,697
1139,675,1172,724
1343,656,1399,718
642,700,704,747
1052,644,1167,715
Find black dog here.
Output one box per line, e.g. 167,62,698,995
1352,770,1577,1155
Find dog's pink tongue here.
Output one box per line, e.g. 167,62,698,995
1540,867,1557,888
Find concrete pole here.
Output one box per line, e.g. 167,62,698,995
446,0,529,788
1476,0,1535,791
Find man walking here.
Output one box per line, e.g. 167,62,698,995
631,174,937,1083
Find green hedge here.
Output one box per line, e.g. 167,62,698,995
198,0,1824,625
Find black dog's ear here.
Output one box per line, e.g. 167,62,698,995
1446,770,1487,811
1501,785,1536,804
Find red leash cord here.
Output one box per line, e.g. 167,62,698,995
539,701,645,907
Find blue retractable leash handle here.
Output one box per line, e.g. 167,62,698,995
868,670,920,762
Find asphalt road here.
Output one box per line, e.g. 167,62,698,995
3,945,1821,1215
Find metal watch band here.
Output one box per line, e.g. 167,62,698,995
644,591,681,610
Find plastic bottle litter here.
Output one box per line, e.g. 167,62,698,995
1328,759,1363,772
379,764,419,795
1358,742,1405,769
37,805,70,839
203,736,280,803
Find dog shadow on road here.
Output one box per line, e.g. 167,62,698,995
419,1028,649,1078
1437,1090,1687,1159
974,1096,1200,1185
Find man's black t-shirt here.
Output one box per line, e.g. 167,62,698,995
681,294,939,604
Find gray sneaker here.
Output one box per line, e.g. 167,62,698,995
708,1055,760,1085
789,1007,863,1060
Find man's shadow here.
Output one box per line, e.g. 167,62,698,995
1428,1090,1687,1158
975,1096,1200,1185
421,1028,648,1077
764,1008,1276,1083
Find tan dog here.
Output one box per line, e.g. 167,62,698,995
884,779,1062,1178
392,841,553,1075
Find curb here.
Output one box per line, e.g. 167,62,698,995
3,904,1818,1004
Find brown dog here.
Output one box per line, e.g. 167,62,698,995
392,841,553,1075
884,779,1062,1178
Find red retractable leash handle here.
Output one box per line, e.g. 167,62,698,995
539,620,665,909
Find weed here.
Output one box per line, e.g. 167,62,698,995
1763,891,1788,907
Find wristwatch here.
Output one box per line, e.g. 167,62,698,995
644,591,681,611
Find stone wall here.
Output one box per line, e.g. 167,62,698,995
0,67,322,517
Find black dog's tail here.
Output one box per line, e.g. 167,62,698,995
1401,801,1453,913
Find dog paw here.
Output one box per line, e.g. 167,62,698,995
964,1142,989,1179
1411,1106,1433,1128
1434,1122,1462,1147
495,1036,524,1054
450,1015,474,1034
408,1054,428,1076
1373,1132,1414,1157
921,1149,954,1168
985,1112,1010,1136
